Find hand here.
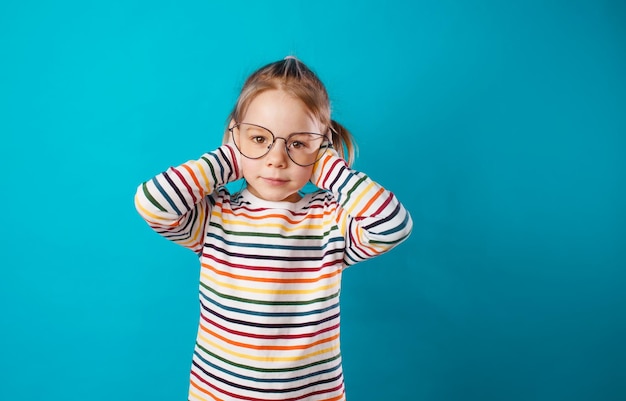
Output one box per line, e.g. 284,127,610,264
222,142,244,182
224,120,244,181
310,147,339,188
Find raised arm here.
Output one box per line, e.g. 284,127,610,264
311,149,413,266
134,144,241,254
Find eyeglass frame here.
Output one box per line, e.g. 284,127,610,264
228,122,333,167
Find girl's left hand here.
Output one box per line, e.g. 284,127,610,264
310,147,341,189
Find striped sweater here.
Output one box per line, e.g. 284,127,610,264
135,145,413,401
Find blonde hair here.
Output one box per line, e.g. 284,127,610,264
223,57,356,166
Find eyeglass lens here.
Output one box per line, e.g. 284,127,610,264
232,123,329,166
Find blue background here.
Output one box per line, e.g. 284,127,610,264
1,1,625,400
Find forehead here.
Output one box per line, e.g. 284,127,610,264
242,89,320,132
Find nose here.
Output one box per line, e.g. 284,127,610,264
265,137,289,167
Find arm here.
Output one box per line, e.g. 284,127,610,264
134,144,241,254
311,149,413,266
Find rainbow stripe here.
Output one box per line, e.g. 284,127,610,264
135,145,412,400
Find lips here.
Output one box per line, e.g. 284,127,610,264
262,177,289,185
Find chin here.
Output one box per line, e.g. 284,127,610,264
270,192,301,202
256,189,301,203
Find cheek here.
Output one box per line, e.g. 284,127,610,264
293,165,314,184
240,157,257,176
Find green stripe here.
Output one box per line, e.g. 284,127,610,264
342,175,367,208
195,342,341,373
142,182,167,212
201,155,218,187
370,236,407,245
208,222,339,240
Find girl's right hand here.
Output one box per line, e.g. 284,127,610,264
223,143,244,182
224,120,244,181
310,147,341,189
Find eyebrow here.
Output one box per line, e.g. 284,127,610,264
239,122,323,136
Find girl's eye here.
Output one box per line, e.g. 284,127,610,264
291,141,304,149
251,136,267,144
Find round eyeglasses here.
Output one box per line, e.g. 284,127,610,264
229,123,332,167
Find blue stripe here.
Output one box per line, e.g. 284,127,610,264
203,241,343,262
199,291,340,318
163,170,191,211
191,358,342,394
193,351,342,383
157,207,200,241
364,203,400,231
207,151,226,184
152,176,182,215
205,232,343,251
327,166,343,191
378,211,412,236
200,300,340,329
218,146,236,182
334,167,352,205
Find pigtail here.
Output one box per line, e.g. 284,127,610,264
330,120,357,167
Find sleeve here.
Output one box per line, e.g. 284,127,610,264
311,148,413,267
134,144,242,254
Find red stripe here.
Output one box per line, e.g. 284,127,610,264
225,145,240,179
201,314,340,340
320,158,344,189
219,208,334,224
181,164,204,197
201,253,342,273
191,370,343,401
357,188,384,216
171,166,198,204
216,200,334,216
370,192,394,218
348,225,377,258
199,321,339,351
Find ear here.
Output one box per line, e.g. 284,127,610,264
223,119,237,145
328,124,337,145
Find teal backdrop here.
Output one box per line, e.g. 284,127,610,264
1,1,624,400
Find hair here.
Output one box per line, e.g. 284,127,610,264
223,56,357,166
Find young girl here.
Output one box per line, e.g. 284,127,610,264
135,56,413,401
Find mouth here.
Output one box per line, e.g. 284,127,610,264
262,177,289,185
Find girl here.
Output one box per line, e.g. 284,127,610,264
135,56,413,401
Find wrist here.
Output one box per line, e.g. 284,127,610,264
220,143,244,182
310,148,344,189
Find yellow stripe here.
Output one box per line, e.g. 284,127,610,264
187,202,206,246
346,181,375,216
136,195,205,250
134,195,177,225
198,332,339,362
337,208,347,237
188,389,201,400
213,214,325,231
193,159,212,192
178,233,201,248
200,272,340,295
